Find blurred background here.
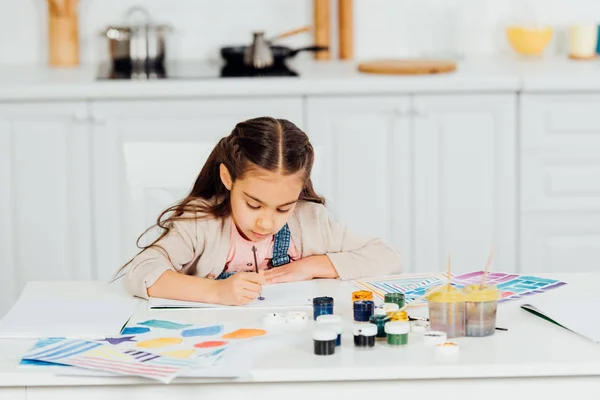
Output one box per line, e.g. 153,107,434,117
1,0,600,318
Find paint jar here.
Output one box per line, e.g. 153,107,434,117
384,293,405,308
385,321,410,346
353,323,377,347
426,284,466,338
386,310,409,322
423,331,447,346
315,314,343,346
374,302,400,315
312,296,334,320
352,290,373,302
353,300,374,322
369,314,390,339
463,284,500,337
313,328,337,356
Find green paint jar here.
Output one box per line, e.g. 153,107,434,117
384,293,405,309
368,314,389,338
385,321,410,346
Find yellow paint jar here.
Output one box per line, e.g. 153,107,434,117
426,284,466,338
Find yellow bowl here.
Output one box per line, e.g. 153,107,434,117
506,26,553,56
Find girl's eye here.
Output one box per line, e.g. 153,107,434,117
246,203,260,210
277,208,292,214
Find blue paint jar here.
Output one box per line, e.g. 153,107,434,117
353,300,374,322
312,296,334,320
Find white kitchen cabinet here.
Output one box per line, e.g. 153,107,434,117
90,98,303,281
0,102,95,318
306,94,517,274
521,94,600,273
306,96,413,269
412,94,517,274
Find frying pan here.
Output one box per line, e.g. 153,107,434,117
220,45,328,67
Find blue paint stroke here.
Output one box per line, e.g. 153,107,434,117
20,359,67,367
181,325,223,337
31,337,65,350
138,320,193,330
121,326,150,335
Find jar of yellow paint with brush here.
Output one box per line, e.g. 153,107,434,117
426,284,466,338
463,284,500,337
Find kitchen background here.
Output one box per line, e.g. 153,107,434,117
2,0,600,65
1,0,600,318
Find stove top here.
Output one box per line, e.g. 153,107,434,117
96,60,299,80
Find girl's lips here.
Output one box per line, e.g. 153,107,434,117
252,231,269,239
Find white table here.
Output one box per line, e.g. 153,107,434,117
1,274,600,400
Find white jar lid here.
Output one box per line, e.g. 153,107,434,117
436,341,459,355
352,323,377,336
384,321,410,334
316,314,342,324
315,320,343,334
312,328,338,341
423,330,447,345
286,311,308,325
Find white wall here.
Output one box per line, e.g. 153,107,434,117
1,0,600,66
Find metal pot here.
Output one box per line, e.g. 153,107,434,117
104,24,170,78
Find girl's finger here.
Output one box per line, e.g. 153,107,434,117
241,280,262,293
242,288,259,300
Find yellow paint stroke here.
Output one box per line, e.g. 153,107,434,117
136,337,183,349
161,349,195,359
87,347,130,361
222,329,266,339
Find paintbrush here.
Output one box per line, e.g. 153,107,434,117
407,315,508,331
251,246,264,301
479,244,494,290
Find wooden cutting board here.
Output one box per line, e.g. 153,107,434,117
357,59,457,75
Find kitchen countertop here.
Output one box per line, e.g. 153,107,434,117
0,57,599,101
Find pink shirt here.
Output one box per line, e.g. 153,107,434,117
224,217,301,272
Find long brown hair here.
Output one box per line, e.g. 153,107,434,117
116,116,324,277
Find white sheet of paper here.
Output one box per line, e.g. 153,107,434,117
148,280,317,309
0,281,140,339
522,295,600,343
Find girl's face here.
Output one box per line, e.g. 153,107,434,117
220,164,305,242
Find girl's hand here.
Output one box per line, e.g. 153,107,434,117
214,272,265,305
263,260,315,284
264,255,339,284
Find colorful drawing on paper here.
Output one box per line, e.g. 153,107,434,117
451,271,567,303
352,271,566,306
194,341,227,348
20,319,269,382
181,325,223,337
138,320,193,330
161,349,195,359
20,338,195,383
222,329,266,339
102,336,136,345
352,273,452,306
121,327,150,335
137,337,183,348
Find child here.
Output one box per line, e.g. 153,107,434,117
120,117,402,305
